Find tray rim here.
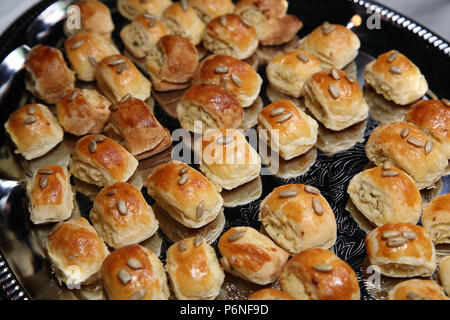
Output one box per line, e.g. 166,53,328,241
0,0,449,301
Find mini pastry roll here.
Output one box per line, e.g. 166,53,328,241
193,54,262,107
388,279,448,300
70,134,138,187
254,14,303,46
298,22,360,69
218,226,289,285
247,288,293,300
194,128,261,190
364,50,428,105
65,31,119,82
347,166,422,227
188,0,234,23
120,15,169,59
64,0,115,36
4,104,64,160
259,184,337,255
266,50,321,98
145,35,198,91
365,223,436,278
90,182,159,248
25,45,75,104
422,194,450,244
27,165,73,224
118,0,172,20
257,99,318,160
56,88,111,136
104,97,171,160
279,248,360,300
302,68,369,131
405,99,450,158
100,244,170,300
365,121,448,189
166,236,224,300
146,161,223,228
202,13,259,60
161,1,206,45
176,83,244,133
439,256,450,296
46,217,109,288
95,55,152,103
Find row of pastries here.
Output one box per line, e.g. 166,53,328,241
2,0,450,300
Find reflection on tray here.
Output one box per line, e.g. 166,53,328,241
316,120,366,155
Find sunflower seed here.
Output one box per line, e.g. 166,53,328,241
382,161,392,171
297,52,309,63
389,66,402,75
406,292,422,300
381,230,400,239
270,107,286,117
108,58,126,66
442,98,450,107
130,289,147,300
39,175,49,189
106,188,117,196
143,13,156,20
407,136,425,147
219,15,227,27
178,173,189,186
387,50,398,63
220,77,227,89
220,256,230,269
194,235,203,248
88,55,97,67
38,168,54,175
127,257,143,270
387,237,407,247
68,90,79,101
216,135,233,145
180,0,188,11
229,255,236,264
329,84,340,99
402,231,417,240
94,136,106,143
89,139,97,153
196,200,204,219
304,185,320,195
120,93,132,104
214,65,229,74
228,230,246,242
148,18,156,28
382,170,399,177
70,40,84,50
117,200,128,215
241,17,252,27
425,140,433,154
117,269,131,285
22,116,37,125
116,62,128,74
231,74,242,87
312,198,324,215
345,74,355,83
323,25,335,35
330,68,341,80
178,240,188,252
312,263,333,272
400,127,410,138
27,105,36,115
279,188,298,198
276,112,293,123
179,166,189,175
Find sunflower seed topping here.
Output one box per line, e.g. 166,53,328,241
312,198,324,215
117,268,131,285
127,258,143,270
382,161,392,171
180,0,188,11
402,231,417,240
241,17,252,27
116,62,128,74
220,77,227,89
178,240,188,252
400,127,410,138
196,200,204,220
381,230,400,239
228,230,246,242
220,256,230,269
38,168,54,175
389,66,402,75
312,263,333,272
108,58,126,66
106,188,117,196
27,105,36,114
406,292,422,300
305,185,320,195
276,112,293,124
178,173,189,186
220,15,227,27
330,68,341,80
297,52,309,63
387,237,407,247
328,84,340,99
130,289,147,300
143,13,156,20
94,136,106,143
442,98,450,107
231,74,242,87
179,166,189,175
322,24,335,35
89,139,97,153
345,74,355,83
194,235,203,248
425,140,433,154
214,65,229,74
279,188,298,198
70,40,84,50
120,93,132,104
382,170,399,177
270,107,286,117
148,18,156,28
22,116,37,125
216,135,233,145
88,55,97,67
407,136,425,147
387,51,398,63
39,175,49,189
117,200,128,215
68,90,79,101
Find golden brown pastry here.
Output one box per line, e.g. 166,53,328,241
259,184,337,255
120,15,169,59
25,45,75,104
100,244,170,300
302,68,369,131
280,248,360,300
266,50,321,98
422,194,450,244
298,22,360,69
64,0,115,36
365,223,436,277
439,256,450,296
117,0,172,20
188,0,234,23
104,97,171,160
26,165,73,224
257,99,318,160
65,31,119,82
161,1,205,45
166,236,224,300
90,182,159,248
176,83,244,133
146,161,223,228
364,50,428,105
193,54,262,107
145,35,198,91
4,104,64,160
255,14,303,46
218,226,289,285
347,166,422,227
70,134,138,187
365,121,448,189
56,88,111,136
405,99,450,158
247,288,293,300
388,279,448,300
95,54,152,103
202,13,259,60
46,217,109,288
194,128,261,190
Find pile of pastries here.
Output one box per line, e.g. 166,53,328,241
3,0,450,300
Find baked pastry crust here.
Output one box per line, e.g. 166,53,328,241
218,226,289,285
388,279,448,300
188,0,234,23
259,184,337,255
365,223,436,278
364,50,428,105
422,194,450,244
439,256,450,297
247,288,293,300
117,0,172,20
280,248,360,300
64,0,114,36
